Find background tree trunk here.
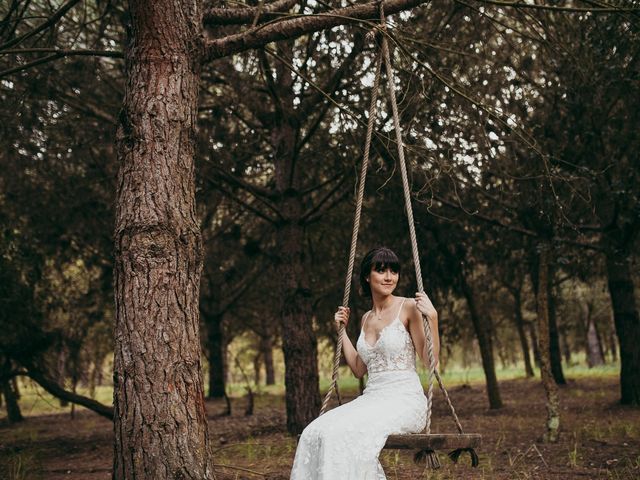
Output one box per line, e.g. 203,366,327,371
1,379,23,423
11,377,20,400
260,334,276,386
206,313,226,398
461,279,503,409
528,322,541,368
57,348,69,408
547,279,566,384
271,42,320,434
606,252,640,405
530,255,565,383
584,302,605,367
276,217,321,433
513,287,535,377
536,245,560,443
112,1,214,478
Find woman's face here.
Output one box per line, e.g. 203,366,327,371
368,264,399,296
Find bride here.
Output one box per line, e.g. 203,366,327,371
290,246,440,480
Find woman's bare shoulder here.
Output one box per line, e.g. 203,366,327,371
403,297,417,310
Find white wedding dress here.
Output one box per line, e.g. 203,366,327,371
290,298,428,480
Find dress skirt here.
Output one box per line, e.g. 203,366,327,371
290,369,427,480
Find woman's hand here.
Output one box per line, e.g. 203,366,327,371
415,291,437,321
334,306,350,332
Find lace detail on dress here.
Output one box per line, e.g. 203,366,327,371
356,305,417,375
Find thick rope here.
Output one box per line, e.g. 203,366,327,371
320,10,467,440
377,13,434,434
320,47,384,416
378,6,464,436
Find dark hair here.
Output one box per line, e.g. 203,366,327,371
359,247,401,298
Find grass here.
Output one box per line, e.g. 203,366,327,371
4,450,42,480
3,361,621,419
2,375,639,480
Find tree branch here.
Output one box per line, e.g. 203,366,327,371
297,30,365,119
204,0,300,26
203,174,279,224
0,49,122,79
23,367,114,420
0,0,83,51
204,0,428,61
473,0,640,13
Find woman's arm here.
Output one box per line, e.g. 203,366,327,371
335,307,368,379
406,294,440,370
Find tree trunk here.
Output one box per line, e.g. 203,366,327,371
461,279,503,409
253,352,261,386
530,254,565,384
1,379,23,423
536,245,560,443
57,347,69,407
112,1,214,478
586,320,605,367
608,326,618,363
271,43,320,434
260,334,276,386
206,313,226,398
547,280,566,384
605,252,640,405
560,328,572,366
513,288,535,377
11,377,20,400
528,322,541,367
276,216,321,434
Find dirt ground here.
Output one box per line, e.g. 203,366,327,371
1,376,639,479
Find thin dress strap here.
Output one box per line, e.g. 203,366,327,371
362,310,372,329
395,297,406,319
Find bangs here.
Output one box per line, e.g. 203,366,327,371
371,250,400,273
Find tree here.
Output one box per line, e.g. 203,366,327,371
5,1,640,478
110,0,218,477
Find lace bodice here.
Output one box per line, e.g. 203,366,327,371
356,299,417,374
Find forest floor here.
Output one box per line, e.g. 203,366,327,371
1,375,639,480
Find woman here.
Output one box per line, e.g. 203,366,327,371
290,246,440,480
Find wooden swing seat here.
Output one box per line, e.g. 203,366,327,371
385,433,482,450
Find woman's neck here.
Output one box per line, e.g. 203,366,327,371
371,293,396,313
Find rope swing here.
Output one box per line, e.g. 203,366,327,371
319,5,481,470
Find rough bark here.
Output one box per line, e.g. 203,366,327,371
461,278,503,409
112,1,214,478
605,252,640,405
513,287,535,377
536,245,560,443
205,313,226,398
